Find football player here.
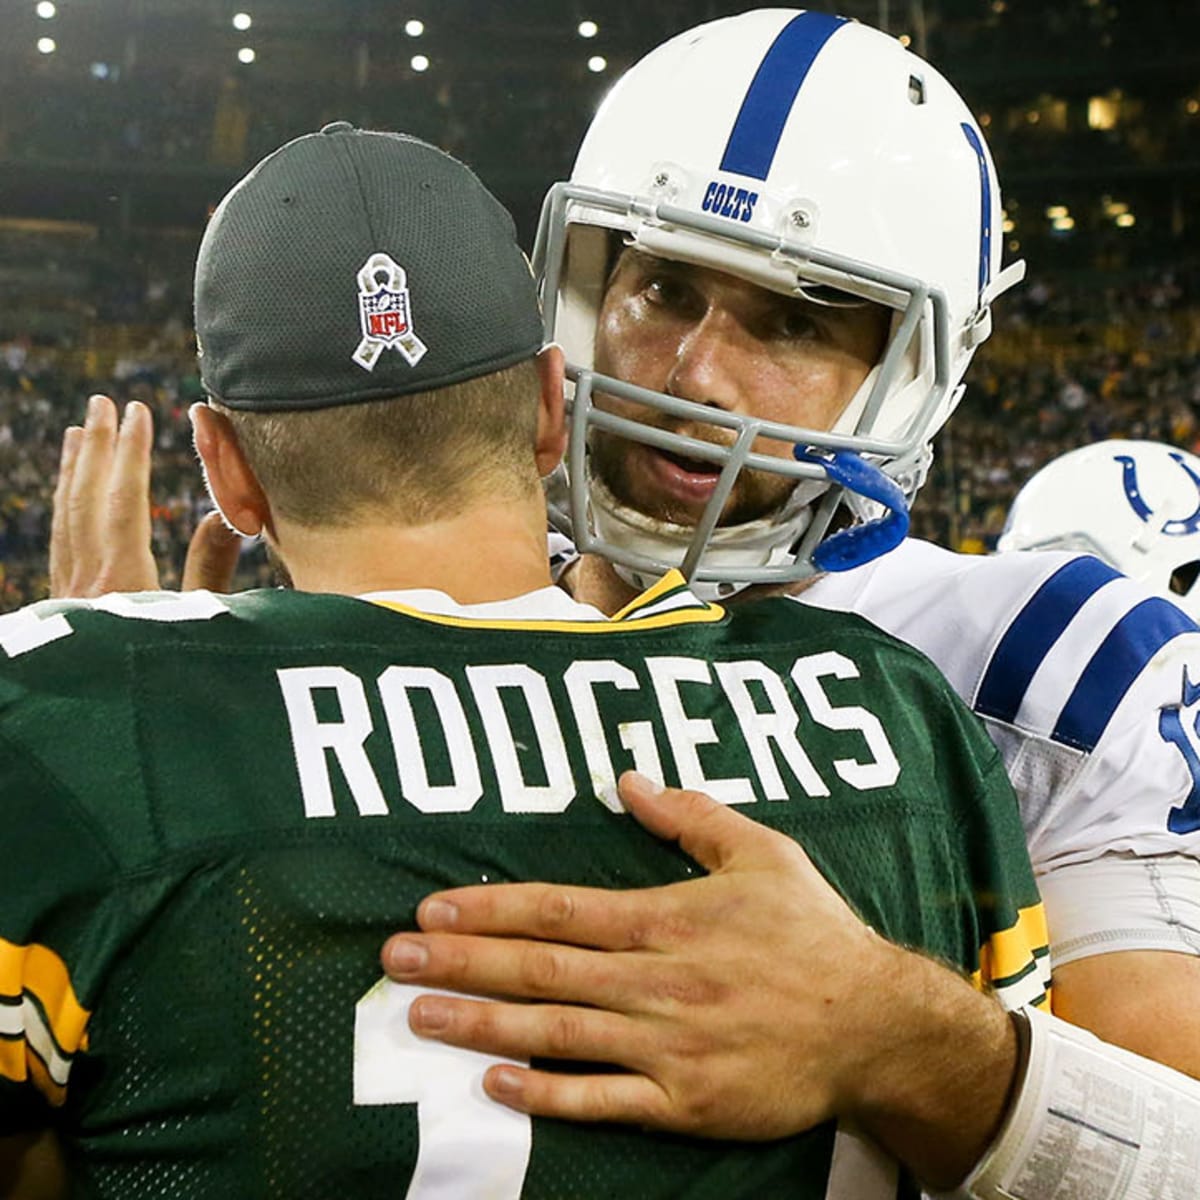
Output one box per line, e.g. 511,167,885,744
384,10,1200,1195
1,125,1048,1197
998,437,1200,618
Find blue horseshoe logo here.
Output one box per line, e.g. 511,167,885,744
1115,452,1200,536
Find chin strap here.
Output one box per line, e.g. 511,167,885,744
793,449,911,572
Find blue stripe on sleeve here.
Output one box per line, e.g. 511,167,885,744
719,12,848,181
1053,598,1198,751
976,557,1122,727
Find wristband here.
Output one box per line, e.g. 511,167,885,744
952,1007,1200,1199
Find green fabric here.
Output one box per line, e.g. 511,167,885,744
0,588,1038,1199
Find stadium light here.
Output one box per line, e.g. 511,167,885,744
37,36,56,53
1045,204,1069,219
1087,95,1120,130
405,19,424,37
35,2,56,19
1051,215,1075,232
1115,213,1136,228
410,54,429,71
587,55,607,73
578,20,599,38
232,13,252,31
237,46,256,63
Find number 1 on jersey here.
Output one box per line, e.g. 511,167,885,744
354,979,533,1199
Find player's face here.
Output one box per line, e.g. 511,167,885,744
591,249,889,527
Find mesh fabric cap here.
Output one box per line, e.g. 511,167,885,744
194,122,544,410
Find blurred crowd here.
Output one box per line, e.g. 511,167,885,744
0,64,589,200
1,226,1198,611
0,329,276,610
912,266,1200,551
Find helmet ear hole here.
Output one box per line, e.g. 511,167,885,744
1170,560,1200,597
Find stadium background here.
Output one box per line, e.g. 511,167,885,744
1,0,1197,609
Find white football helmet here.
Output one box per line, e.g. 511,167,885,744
535,8,1024,596
998,439,1200,618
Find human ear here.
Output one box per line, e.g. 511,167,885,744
190,403,271,539
533,345,568,477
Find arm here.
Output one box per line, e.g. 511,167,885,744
0,1132,65,1200
50,394,241,598
386,773,1200,1196
1053,950,1200,1077
1035,850,1200,1077
383,771,1019,1190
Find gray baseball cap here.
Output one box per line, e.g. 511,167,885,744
194,122,544,410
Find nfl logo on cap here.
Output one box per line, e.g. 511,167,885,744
353,252,428,372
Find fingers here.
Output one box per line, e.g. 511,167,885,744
49,426,83,597
410,770,797,945
406,992,642,1069
67,395,119,592
384,931,635,1008
617,770,810,875
105,399,154,568
482,1063,670,1127
182,511,242,592
415,879,692,951
53,396,165,596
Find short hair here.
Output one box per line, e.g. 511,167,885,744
211,357,542,527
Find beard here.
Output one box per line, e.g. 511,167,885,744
588,423,798,529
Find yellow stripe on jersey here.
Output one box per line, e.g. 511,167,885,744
972,902,1052,1012
0,937,91,1105
609,570,700,620
372,569,725,633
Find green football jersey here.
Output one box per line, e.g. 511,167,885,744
0,575,1047,1200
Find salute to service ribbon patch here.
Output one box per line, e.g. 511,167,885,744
353,252,428,372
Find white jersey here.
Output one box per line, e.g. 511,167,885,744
799,538,1200,964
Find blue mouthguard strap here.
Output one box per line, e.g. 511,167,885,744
793,448,910,572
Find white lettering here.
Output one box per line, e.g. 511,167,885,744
274,653,903,821
465,665,575,813
648,656,754,805
378,666,483,814
790,652,900,790
714,660,830,799
563,659,663,812
354,979,532,1197
0,605,74,657
277,666,389,818
93,590,230,623
0,590,229,658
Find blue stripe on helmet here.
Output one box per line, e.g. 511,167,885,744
719,12,848,181
975,557,1122,727
1053,597,1198,751
961,122,993,297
